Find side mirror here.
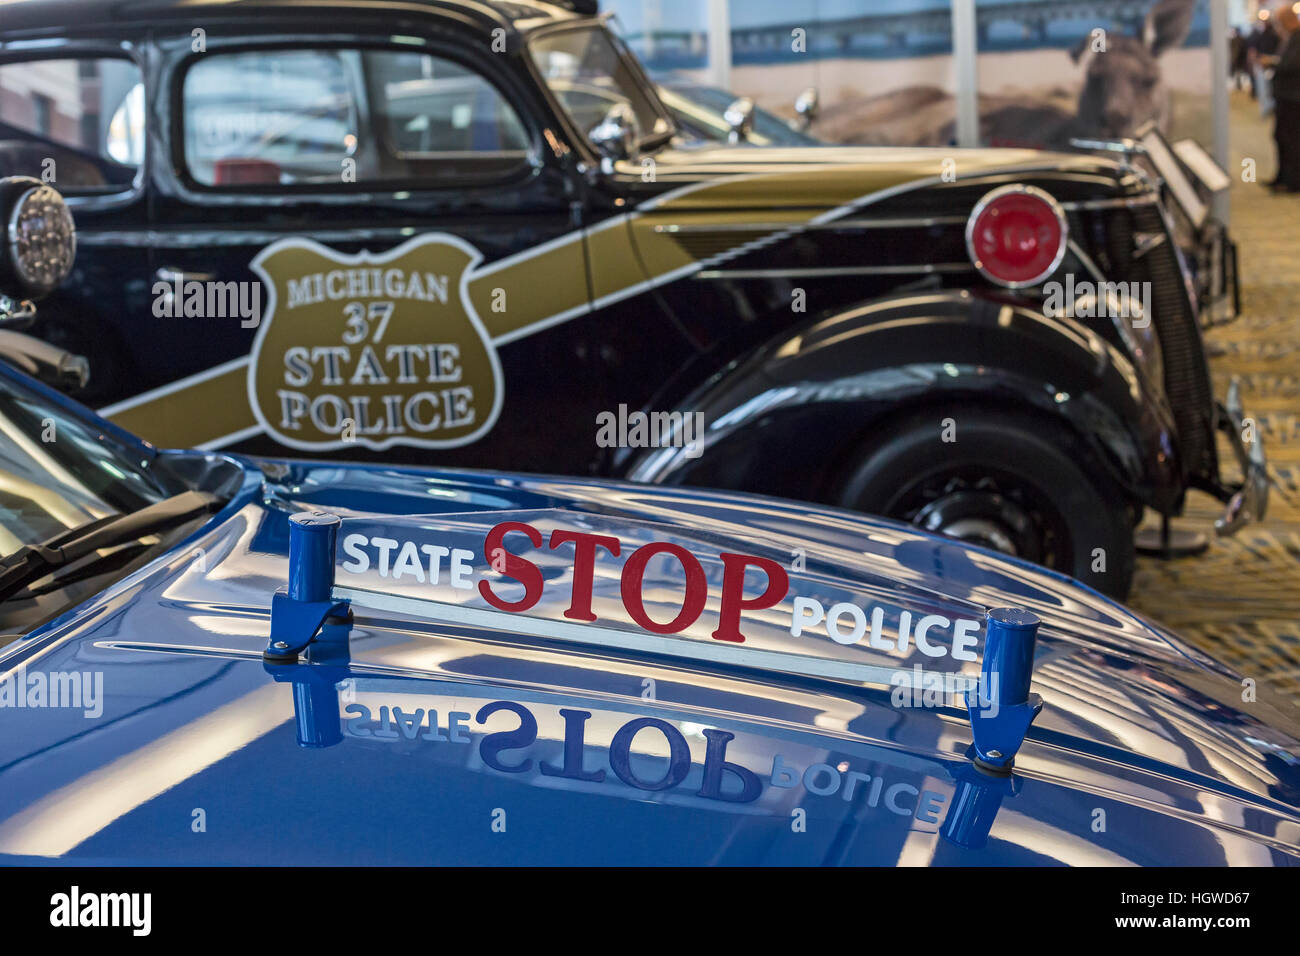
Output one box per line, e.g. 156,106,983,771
723,97,755,144
0,176,76,322
589,102,640,166
793,87,819,131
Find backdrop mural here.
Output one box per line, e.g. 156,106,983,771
974,0,1213,149
608,0,1214,149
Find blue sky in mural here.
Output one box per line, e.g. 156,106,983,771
609,0,952,65
730,0,951,27
609,0,950,33
608,0,1208,68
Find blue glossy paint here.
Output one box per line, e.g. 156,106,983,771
0,385,1298,864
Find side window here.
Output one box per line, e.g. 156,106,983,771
366,50,528,159
0,57,144,192
181,47,530,188
183,49,357,187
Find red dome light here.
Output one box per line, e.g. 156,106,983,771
965,185,1068,288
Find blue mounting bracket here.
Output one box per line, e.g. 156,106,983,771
963,607,1044,773
264,511,352,663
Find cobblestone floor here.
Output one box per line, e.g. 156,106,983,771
1126,90,1300,706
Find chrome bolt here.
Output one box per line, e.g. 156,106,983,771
273,641,289,650
987,749,1003,759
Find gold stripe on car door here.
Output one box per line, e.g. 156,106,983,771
104,361,256,450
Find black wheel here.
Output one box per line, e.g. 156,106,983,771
837,407,1135,599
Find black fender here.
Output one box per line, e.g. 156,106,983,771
622,290,1184,516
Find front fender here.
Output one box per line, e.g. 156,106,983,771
624,290,1182,514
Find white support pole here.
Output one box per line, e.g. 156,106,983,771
707,0,732,91
644,0,659,62
1210,0,1232,223
952,0,980,148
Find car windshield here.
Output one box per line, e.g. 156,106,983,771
0,370,168,561
529,25,673,151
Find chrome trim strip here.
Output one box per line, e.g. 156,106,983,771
1066,239,1107,284
827,215,970,227
695,263,971,279
75,227,425,248
335,585,901,686
649,198,1158,236
654,215,968,233
1058,194,1160,211
1132,230,1168,259
1068,136,1145,155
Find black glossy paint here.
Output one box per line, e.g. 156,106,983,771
1,0,1208,525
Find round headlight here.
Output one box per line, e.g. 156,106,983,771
3,178,76,299
965,184,1068,288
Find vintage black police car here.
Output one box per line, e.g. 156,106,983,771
0,0,1263,598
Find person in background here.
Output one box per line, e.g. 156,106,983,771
1264,4,1300,192
1232,28,1250,91
1249,12,1281,104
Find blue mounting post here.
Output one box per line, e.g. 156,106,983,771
264,652,352,748
963,607,1044,773
941,762,1021,850
264,511,352,662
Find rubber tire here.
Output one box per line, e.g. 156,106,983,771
837,407,1135,599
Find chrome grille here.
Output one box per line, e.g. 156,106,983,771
1125,203,1217,482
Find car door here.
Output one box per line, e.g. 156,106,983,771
119,19,609,471
0,43,152,404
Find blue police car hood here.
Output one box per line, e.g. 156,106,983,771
1,453,1297,865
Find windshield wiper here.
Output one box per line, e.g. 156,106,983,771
0,490,221,602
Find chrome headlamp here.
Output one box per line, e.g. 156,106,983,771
1,177,76,299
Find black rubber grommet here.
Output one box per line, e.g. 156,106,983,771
972,756,1015,776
